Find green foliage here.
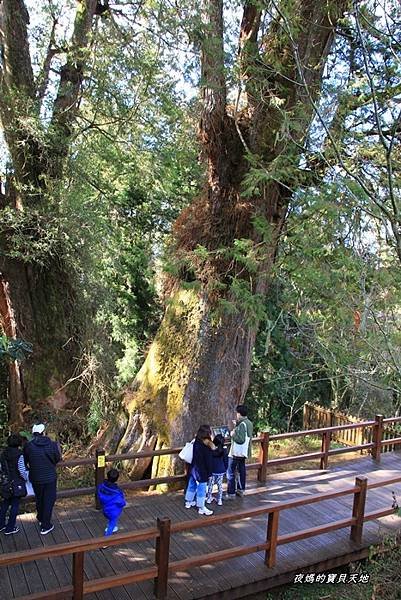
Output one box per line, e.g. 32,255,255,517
267,536,401,599
0,336,33,362
248,172,401,432
0,396,8,447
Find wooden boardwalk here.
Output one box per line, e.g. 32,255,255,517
1,452,401,600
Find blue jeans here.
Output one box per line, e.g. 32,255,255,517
227,457,246,495
0,496,20,532
185,475,207,509
104,514,120,536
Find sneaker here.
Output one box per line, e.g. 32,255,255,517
198,507,213,516
236,490,244,497
5,527,19,535
185,501,196,509
217,499,223,506
206,497,215,504
40,525,54,535
0,526,5,532
112,526,118,533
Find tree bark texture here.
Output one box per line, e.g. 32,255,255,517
108,0,350,478
0,0,98,422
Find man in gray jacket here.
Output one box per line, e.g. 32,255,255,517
24,424,61,535
226,405,253,498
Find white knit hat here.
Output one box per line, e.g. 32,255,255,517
32,423,45,434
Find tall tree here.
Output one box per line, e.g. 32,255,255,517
0,0,100,425
109,0,350,477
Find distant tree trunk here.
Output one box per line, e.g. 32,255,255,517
106,0,350,478
0,0,98,424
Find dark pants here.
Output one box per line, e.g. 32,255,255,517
227,457,246,495
32,480,57,529
0,496,20,532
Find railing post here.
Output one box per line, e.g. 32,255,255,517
319,430,330,470
372,415,383,462
265,510,279,568
154,517,171,599
95,449,106,509
258,431,270,483
72,551,85,600
303,403,308,429
350,476,368,545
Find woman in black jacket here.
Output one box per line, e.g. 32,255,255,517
0,434,28,535
184,425,215,516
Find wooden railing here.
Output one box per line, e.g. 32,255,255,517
3,472,401,600
33,413,401,508
304,403,401,452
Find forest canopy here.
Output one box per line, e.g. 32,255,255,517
0,0,400,464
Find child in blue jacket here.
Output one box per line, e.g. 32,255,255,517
206,434,228,506
97,468,126,536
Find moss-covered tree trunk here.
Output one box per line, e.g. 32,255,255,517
0,0,98,424
0,256,82,426
107,0,350,477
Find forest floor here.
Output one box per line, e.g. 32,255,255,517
258,539,401,599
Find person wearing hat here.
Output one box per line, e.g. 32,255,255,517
23,423,61,535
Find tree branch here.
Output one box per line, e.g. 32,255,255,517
36,12,59,105
51,0,98,143
199,0,226,149
238,2,262,107
0,0,35,100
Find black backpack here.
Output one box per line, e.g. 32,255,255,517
0,451,27,499
0,451,12,498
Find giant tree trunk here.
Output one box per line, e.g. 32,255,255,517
0,0,98,425
106,0,350,478
0,256,82,426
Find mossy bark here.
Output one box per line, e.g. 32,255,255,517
0,0,98,426
0,256,83,426
112,287,256,478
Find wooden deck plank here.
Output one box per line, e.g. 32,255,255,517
80,508,132,600
158,501,233,597
76,498,162,600
153,492,245,597
56,508,100,600
17,512,56,595
72,509,125,600
132,498,182,600
1,452,401,599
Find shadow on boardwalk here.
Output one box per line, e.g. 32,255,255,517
1,452,401,600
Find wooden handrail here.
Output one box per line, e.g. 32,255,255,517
33,411,401,507
0,526,159,567
383,416,401,425
4,471,401,600
269,420,375,440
